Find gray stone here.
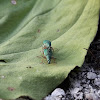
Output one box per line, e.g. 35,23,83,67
87,72,97,79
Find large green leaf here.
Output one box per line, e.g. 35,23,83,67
0,0,99,100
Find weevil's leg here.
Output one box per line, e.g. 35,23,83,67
37,56,43,64
52,56,56,59
42,56,46,59
43,45,48,49
37,56,46,64
40,59,44,64
37,55,46,59
38,54,45,60
51,47,54,52
42,47,44,54
40,56,47,64
37,47,44,58
37,56,41,58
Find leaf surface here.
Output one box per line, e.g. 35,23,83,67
0,0,99,100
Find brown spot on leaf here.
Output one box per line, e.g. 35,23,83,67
7,87,15,91
38,29,40,33
26,66,32,68
57,29,60,32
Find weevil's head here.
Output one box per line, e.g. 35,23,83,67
43,40,51,48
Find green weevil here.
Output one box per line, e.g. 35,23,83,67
42,40,55,64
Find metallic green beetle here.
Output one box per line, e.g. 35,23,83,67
42,40,54,64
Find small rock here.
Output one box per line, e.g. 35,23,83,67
87,72,97,79
82,72,86,77
83,84,89,88
90,68,95,72
85,93,94,100
74,92,83,100
94,78,100,87
51,88,66,97
85,93,98,100
71,80,81,87
97,90,100,98
95,90,100,99
81,79,86,83
70,88,80,95
45,88,66,100
44,95,53,100
98,75,100,78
